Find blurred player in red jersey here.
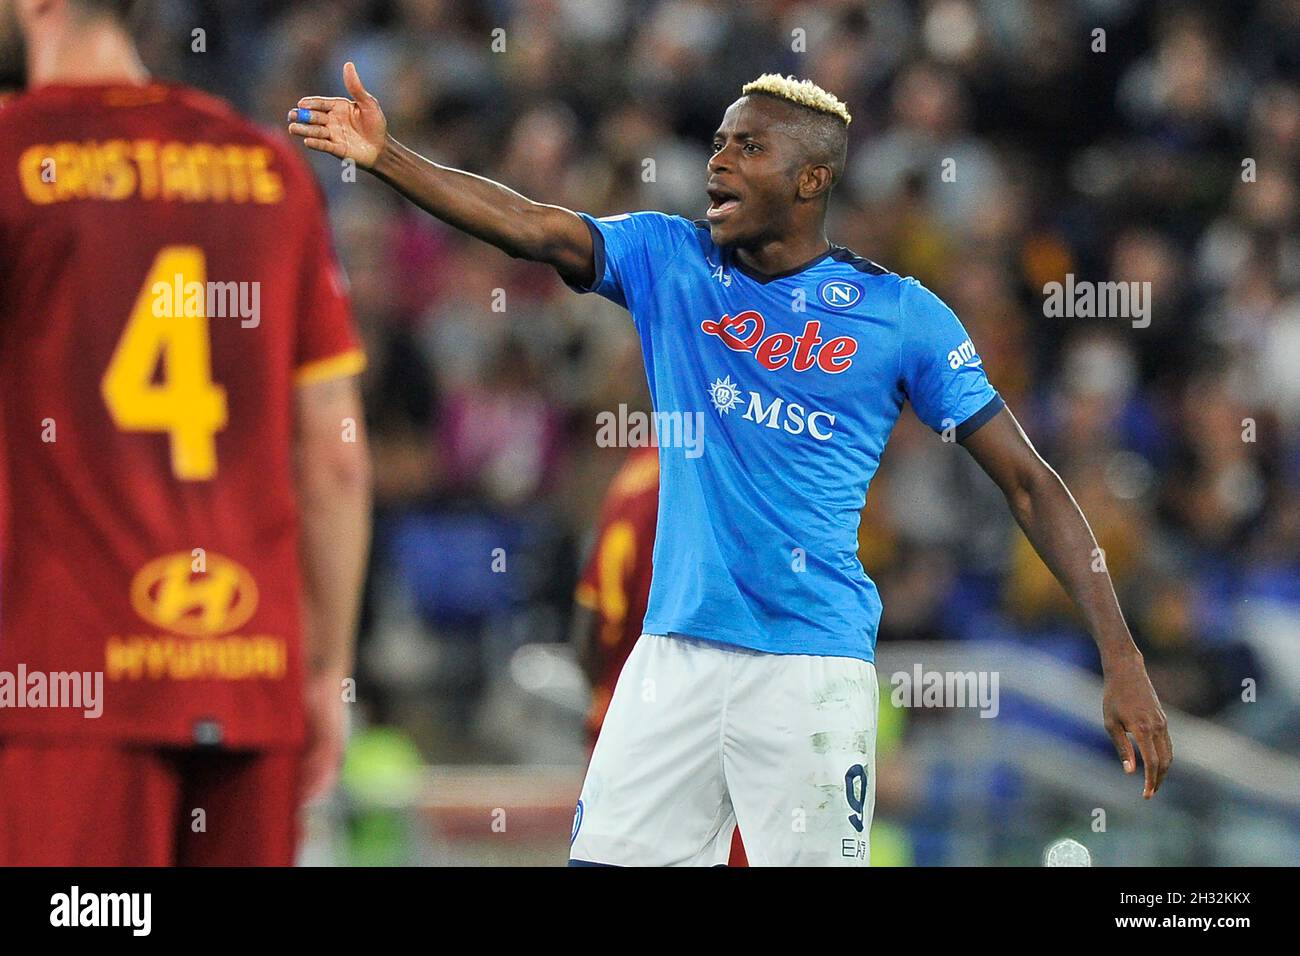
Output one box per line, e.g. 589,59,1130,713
572,445,747,866
0,0,372,865
0,0,17,565
572,446,659,745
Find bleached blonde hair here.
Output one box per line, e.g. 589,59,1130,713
741,73,851,126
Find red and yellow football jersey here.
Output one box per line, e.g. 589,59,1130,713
0,82,363,748
574,446,659,741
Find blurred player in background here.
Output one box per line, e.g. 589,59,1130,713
571,446,659,752
289,62,1172,866
0,0,17,97
0,0,371,865
571,445,748,865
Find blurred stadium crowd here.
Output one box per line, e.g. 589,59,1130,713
128,0,1297,787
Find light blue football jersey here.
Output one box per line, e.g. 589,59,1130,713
567,211,1003,661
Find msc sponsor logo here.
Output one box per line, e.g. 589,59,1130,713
818,278,862,309
708,376,836,440
130,551,259,637
743,389,836,440
708,375,743,414
700,312,857,373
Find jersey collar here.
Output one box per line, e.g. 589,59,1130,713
725,244,836,285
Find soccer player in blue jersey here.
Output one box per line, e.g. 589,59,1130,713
290,65,1173,866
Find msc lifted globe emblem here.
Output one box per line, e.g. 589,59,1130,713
129,551,259,637
818,278,863,309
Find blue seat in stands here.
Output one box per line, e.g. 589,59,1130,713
388,510,525,629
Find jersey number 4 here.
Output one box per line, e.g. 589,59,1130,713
101,246,229,481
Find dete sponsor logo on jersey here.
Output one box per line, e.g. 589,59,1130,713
700,312,858,373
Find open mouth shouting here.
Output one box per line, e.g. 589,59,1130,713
706,183,743,222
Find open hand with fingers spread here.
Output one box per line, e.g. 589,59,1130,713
287,61,388,169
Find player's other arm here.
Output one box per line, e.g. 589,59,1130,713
295,372,372,801
961,408,1173,798
287,62,595,288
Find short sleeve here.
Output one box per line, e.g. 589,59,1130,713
564,211,694,311
898,276,1003,440
294,189,366,387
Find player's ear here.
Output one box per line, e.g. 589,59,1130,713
798,164,834,202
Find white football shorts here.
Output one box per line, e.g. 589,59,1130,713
569,632,879,866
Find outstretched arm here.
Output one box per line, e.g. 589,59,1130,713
287,62,595,287
961,406,1174,798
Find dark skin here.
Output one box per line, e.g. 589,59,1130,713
290,63,1173,798
962,408,1172,797
702,95,837,273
